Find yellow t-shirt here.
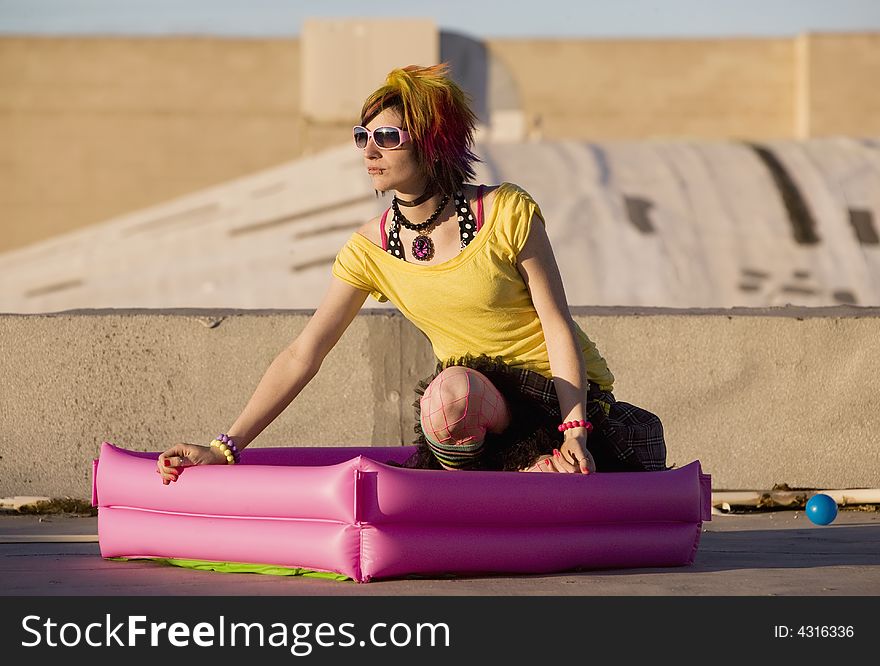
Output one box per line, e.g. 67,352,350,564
332,182,615,391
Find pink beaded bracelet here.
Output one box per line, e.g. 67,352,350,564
557,419,593,433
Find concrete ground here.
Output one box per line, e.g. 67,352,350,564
1,509,878,596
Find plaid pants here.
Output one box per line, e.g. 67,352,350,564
511,368,668,472
412,356,669,472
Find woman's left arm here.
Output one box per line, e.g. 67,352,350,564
516,212,595,474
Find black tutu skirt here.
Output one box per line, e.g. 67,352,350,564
399,354,669,472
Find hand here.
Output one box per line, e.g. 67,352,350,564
521,439,595,474
521,454,554,472
557,433,596,474
156,442,226,485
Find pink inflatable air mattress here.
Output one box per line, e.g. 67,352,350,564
93,441,711,582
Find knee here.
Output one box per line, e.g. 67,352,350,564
438,367,474,420
422,366,473,422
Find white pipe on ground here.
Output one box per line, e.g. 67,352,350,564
712,488,880,509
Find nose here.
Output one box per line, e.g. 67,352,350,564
363,136,382,158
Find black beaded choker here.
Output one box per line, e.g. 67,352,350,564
391,194,450,261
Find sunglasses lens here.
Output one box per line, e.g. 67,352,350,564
373,127,401,149
353,128,369,149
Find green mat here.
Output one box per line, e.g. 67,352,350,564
107,556,352,581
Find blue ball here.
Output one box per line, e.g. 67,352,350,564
806,494,838,525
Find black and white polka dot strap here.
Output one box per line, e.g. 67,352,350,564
454,190,477,250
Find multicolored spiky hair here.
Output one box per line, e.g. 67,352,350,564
360,63,480,195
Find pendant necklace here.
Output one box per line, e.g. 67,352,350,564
391,193,449,261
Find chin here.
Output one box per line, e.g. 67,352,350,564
369,173,390,188
374,180,402,195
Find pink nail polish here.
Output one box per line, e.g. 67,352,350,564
553,449,560,457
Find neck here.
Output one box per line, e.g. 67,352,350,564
399,193,445,217
395,179,430,196
394,183,443,217
395,186,434,207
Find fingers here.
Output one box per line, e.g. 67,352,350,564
552,449,577,473
559,439,596,475
156,466,179,485
164,455,193,469
520,455,553,472
537,455,561,473
537,453,581,474
578,450,597,475
521,451,596,474
157,444,193,485
157,457,181,484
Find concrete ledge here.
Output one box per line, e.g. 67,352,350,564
2,306,879,499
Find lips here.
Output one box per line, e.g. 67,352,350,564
367,168,385,174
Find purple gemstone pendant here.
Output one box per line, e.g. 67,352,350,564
411,234,435,261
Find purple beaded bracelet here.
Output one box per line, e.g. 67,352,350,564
218,434,240,463
211,433,240,464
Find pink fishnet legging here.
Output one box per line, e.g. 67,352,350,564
419,366,510,450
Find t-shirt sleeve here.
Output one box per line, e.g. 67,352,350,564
331,236,388,302
496,184,546,261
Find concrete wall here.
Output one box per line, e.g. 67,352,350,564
2,307,879,501
4,136,879,313
3,32,880,254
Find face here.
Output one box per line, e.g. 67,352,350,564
361,108,428,195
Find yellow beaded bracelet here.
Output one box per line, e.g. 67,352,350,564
210,439,237,464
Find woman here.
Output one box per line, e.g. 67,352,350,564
157,64,666,483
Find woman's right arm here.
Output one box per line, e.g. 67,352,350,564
157,276,369,483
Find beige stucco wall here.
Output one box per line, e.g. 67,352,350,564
797,32,880,138
0,37,304,253
488,37,796,141
300,19,438,122
3,33,880,255
2,307,878,501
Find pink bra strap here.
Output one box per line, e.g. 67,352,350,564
476,184,485,230
379,208,391,250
